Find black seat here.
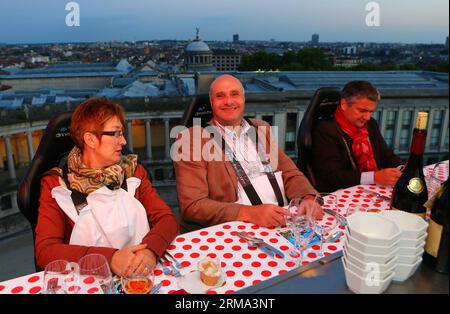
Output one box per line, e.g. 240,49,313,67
17,111,74,232
181,94,212,128
175,94,212,233
296,87,341,188
16,111,73,270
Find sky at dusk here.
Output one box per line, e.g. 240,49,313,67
0,0,448,44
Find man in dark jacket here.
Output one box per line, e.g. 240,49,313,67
312,81,402,192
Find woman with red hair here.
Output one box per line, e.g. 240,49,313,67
35,97,178,277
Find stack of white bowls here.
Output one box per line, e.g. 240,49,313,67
342,212,401,294
379,210,428,282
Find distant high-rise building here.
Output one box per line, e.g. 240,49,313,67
312,34,319,45
233,34,239,44
343,46,357,55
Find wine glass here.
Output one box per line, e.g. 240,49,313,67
285,197,317,264
42,260,80,294
314,193,340,258
78,254,114,294
121,269,155,294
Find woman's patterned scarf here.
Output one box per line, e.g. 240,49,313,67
65,146,137,195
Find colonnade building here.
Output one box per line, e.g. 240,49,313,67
0,70,448,231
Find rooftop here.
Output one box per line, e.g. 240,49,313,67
212,49,240,55
0,60,133,79
0,70,447,109
233,71,449,92
0,80,182,108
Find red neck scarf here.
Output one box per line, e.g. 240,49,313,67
334,105,378,172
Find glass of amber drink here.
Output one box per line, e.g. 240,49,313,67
121,270,154,294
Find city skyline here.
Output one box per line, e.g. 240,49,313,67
0,0,449,44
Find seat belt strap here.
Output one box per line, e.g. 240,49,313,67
61,163,128,215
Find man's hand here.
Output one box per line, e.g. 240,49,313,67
110,243,147,276
237,204,289,228
374,168,402,186
296,195,324,220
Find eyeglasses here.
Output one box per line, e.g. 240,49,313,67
100,130,125,138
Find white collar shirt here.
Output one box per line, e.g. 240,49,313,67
213,119,266,179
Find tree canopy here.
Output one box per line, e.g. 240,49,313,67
238,48,448,73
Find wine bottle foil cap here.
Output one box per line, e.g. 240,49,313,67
416,112,428,130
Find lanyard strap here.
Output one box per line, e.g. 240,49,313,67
253,124,285,207
221,136,263,205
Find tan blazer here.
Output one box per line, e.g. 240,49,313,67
174,118,318,232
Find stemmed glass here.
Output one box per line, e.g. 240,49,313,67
285,197,317,265
78,254,114,294
42,260,80,294
314,193,340,258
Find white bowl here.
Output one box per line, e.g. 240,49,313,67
393,258,423,282
379,210,428,239
346,232,399,255
398,233,427,247
343,260,394,294
397,240,426,256
343,249,398,273
342,256,395,281
346,212,401,247
345,238,399,264
396,249,424,264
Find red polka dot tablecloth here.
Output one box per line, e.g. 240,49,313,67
0,272,103,294
424,160,449,195
1,161,447,294
155,221,345,294
0,221,345,295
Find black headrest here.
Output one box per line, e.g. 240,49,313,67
181,94,212,128
17,111,74,229
297,87,341,186
299,87,341,147
307,87,341,125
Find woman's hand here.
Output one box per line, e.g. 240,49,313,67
110,243,147,276
126,248,157,276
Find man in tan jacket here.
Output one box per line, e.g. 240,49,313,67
174,74,322,232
